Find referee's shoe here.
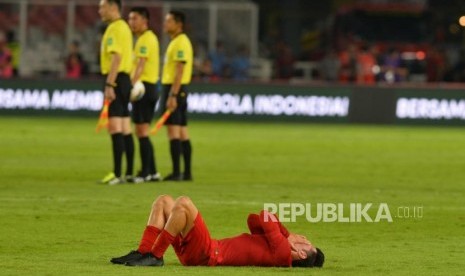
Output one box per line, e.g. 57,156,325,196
132,172,162,183
163,173,192,181
100,172,125,185
163,173,182,181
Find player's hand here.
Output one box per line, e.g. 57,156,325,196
288,233,310,248
289,241,298,252
166,96,178,111
104,86,116,101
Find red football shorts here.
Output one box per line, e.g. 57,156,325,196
172,213,215,266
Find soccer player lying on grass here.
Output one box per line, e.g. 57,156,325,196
111,195,325,268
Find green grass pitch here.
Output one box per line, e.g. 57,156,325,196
0,116,464,275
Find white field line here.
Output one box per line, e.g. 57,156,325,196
0,197,262,206
1,197,464,211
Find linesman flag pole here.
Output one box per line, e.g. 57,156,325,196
95,100,110,133
150,109,172,135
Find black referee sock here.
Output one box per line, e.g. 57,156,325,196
170,139,182,176
138,137,152,176
148,140,157,175
181,140,192,177
111,133,124,177
124,134,134,176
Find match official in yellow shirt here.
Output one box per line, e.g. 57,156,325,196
98,0,135,185
128,7,161,182
161,11,194,181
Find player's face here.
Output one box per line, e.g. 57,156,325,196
128,12,145,33
163,14,180,34
98,0,111,22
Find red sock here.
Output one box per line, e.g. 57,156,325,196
151,230,175,258
137,226,161,254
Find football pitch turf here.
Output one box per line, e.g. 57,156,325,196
0,116,464,275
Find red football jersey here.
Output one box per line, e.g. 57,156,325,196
211,211,292,267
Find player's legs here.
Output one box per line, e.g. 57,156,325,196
138,195,175,253
126,196,199,267
162,196,198,237
146,194,175,229
135,194,176,251
111,195,175,265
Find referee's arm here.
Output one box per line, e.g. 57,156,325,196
131,57,147,85
105,52,122,100
171,62,185,95
166,61,185,110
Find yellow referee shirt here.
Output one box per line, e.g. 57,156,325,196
161,33,193,85
100,19,133,75
133,30,159,84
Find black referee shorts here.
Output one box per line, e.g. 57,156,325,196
160,84,189,126
103,73,131,117
132,82,159,124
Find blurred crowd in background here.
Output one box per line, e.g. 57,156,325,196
192,41,252,82
180,0,465,85
2,0,465,84
0,31,15,78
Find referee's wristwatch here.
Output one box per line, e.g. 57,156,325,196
169,91,178,97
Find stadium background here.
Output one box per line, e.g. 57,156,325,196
1,0,465,275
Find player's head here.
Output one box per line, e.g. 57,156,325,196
128,7,150,33
164,10,186,35
99,0,122,22
291,244,325,268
